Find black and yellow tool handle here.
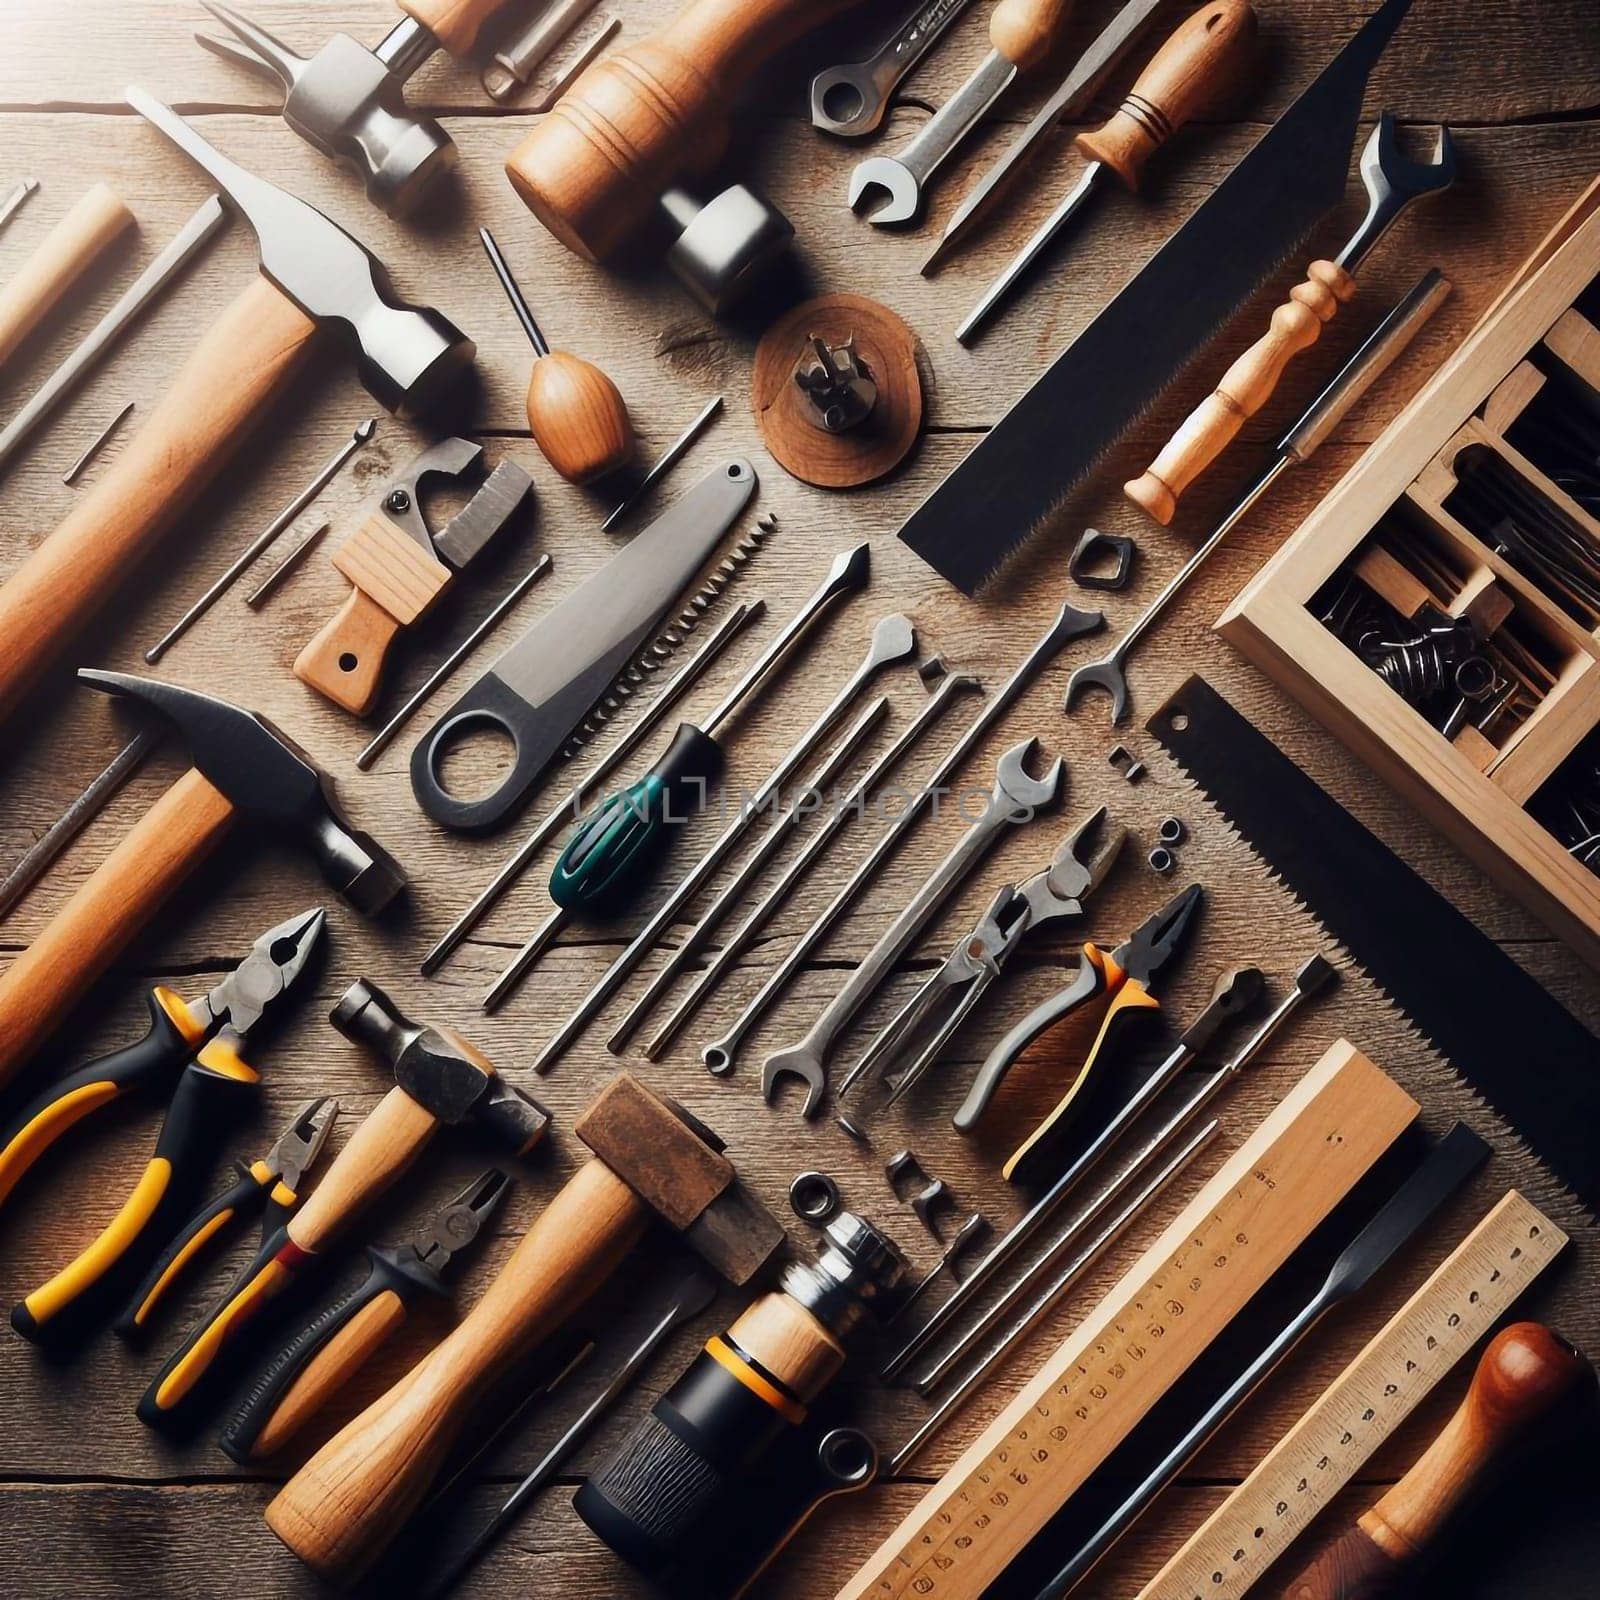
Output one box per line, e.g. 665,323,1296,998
221,1246,446,1464
115,1157,277,1339
10,1047,259,1347
1003,949,1163,1184
0,987,206,1214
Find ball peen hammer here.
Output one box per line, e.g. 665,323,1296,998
0,91,474,730
0,673,404,1094
267,1071,785,1585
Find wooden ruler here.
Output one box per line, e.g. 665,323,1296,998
1137,1188,1569,1599
836,1040,1420,1600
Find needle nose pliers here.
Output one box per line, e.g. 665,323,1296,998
7,907,325,1347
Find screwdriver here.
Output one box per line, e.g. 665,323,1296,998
486,544,871,1004
957,0,1258,345
480,227,635,485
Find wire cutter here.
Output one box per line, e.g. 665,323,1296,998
7,908,325,1347
117,1095,338,1340
220,1168,511,1464
852,809,1127,1107
956,882,1203,1181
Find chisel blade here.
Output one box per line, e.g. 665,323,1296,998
900,0,1415,594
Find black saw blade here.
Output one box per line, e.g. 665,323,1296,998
900,0,1415,594
1149,675,1600,1215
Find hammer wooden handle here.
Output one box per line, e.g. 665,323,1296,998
268,1156,650,1582
0,276,318,725
398,0,511,57
0,768,236,1094
505,0,868,261
0,182,135,371
1276,1323,1595,1599
1127,258,1357,524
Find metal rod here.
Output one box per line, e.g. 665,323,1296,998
60,400,135,485
144,417,376,661
479,227,550,356
482,0,601,99
602,395,724,532
244,521,328,608
419,599,764,976
888,1121,1218,1474
0,178,39,233
0,195,226,474
356,554,554,770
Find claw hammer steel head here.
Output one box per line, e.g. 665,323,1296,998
195,0,460,217
78,670,406,914
127,86,474,417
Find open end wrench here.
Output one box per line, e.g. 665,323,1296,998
761,738,1065,1118
1337,113,1457,273
811,0,979,139
527,613,919,1073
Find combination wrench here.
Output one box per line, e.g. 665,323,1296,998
760,738,1066,1118
810,0,979,139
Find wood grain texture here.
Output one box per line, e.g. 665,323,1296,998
0,3,1599,1597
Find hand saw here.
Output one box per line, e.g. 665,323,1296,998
898,0,1415,594
1149,675,1600,1215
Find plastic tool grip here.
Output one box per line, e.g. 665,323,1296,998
0,988,204,1212
11,1050,257,1346
548,722,725,912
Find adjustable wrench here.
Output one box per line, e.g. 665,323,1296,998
811,0,980,139
760,739,1065,1117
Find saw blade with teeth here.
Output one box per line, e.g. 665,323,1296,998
1148,674,1600,1217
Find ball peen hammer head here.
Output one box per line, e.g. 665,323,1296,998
332,977,551,1157
78,670,405,914
125,87,474,419
576,1073,785,1285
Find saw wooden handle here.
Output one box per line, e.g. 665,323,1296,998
268,1156,650,1583
397,0,511,57
1275,1323,1595,1599
0,182,135,371
0,276,318,726
991,0,1076,71
1076,0,1257,189
505,0,868,261
0,769,236,1094
1127,258,1356,524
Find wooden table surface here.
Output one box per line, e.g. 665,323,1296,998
2,2,1598,1595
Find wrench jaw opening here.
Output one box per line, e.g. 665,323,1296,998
1063,657,1133,725
847,157,922,226
761,1050,828,1120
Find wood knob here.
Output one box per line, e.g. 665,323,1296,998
1075,1,1257,189
0,182,135,371
505,0,868,261
1275,1323,1595,1599
1126,259,1355,523
990,0,1076,72
527,350,636,483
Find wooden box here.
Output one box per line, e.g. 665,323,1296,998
1221,177,1600,967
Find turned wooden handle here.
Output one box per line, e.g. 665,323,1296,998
0,182,135,371
288,1087,442,1255
991,0,1076,72
1127,258,1355,524
0,768,236,1094
252,1291,409,1461
0,276,318,726
398,0,511,57
505,0,868,261
1275,1324,1595,1599
1075,0,1257,189
267,1157,650,1583
527,350,636,484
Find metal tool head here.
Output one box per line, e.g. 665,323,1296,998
78,671,405,913
331,977,551,1156
374,438,535,569
1112,881,1204,987
126,87,473,417
266,1095,339,1188
202,907,327,1036
661,184,794,315
196,2,454,217
412,1168,512,1274
1063,651,1135,725
992,737,1067,818
847,156,922,226
1340,111,1458,270
1019,806,1126,922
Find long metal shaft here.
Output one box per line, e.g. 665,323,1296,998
144,418,376,661
602,396,723,532
653,673,978,1067
888,1121,1217,1474
356,555,553,770
480,226,549,355
527,617,915,1070
244,521,327,607
60,401,136,485
419,601,762,976
608,696,890,1049
0,179,38,233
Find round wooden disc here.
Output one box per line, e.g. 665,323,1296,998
752,294,924,489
